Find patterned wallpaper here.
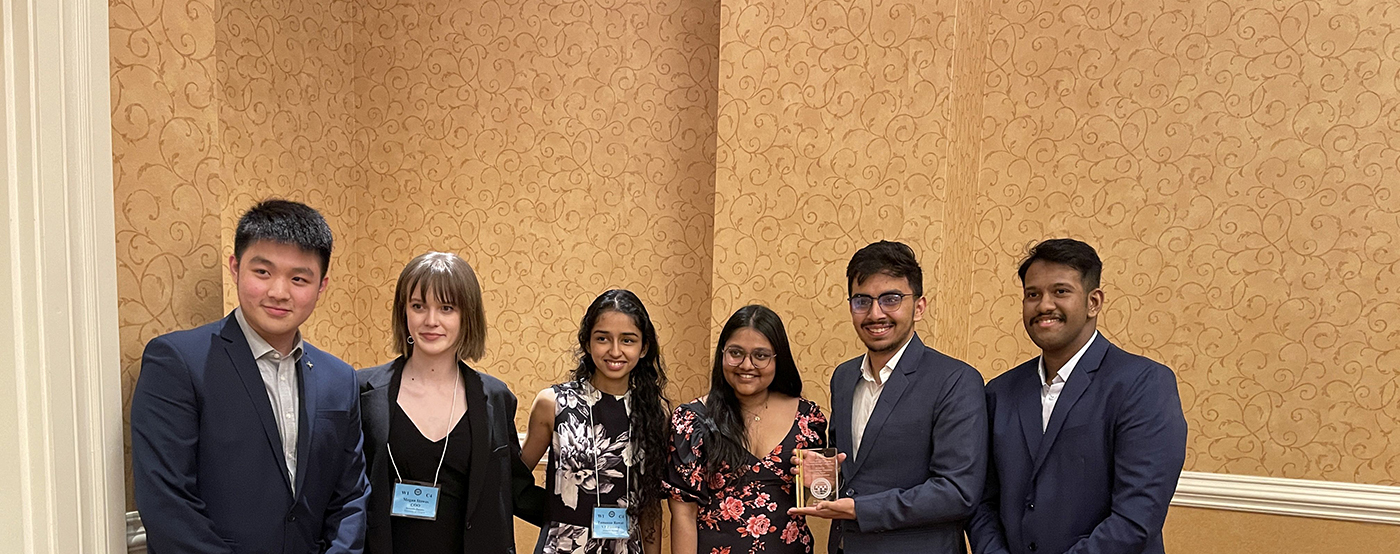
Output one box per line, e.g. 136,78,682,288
711,0,958,410
111,0,225,508
114,0,1400,523
346,0,720,411
215,0,369,361
968,0,1400,485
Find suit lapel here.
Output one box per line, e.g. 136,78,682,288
1016,365,1043,460
1031,335,1109,476
830,360,859,466
217,314,294,494
848,335,922,478
361,365,394,452
462,363,489,524
293,354,318,497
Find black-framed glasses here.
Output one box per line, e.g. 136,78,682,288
849,292,911,314
723,347,775,368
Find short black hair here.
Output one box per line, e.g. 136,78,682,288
846,240,923,298
233,199,334,276
1017,238,1102,290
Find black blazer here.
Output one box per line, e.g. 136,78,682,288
358,358,546,554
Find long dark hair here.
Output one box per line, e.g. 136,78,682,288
703,305,803,478
570,289,669,541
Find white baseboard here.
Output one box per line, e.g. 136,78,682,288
1173,470,1400,525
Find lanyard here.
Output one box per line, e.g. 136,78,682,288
587,386,631,507
387,367,460,487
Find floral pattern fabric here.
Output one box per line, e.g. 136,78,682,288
666,398,828,554
538,380,639,554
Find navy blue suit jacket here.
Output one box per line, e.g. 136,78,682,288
131,313,370,554
828,333,988,554
967,335,1187,554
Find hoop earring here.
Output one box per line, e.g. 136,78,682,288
406,335,415,346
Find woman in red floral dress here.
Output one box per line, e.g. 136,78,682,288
666,305,828,554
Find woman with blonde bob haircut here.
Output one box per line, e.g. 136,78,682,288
358,252,544,554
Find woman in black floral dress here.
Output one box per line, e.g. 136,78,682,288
666,305,828,554
521,290,671,554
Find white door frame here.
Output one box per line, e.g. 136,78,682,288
1,0,124,551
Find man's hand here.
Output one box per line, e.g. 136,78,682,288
788,497,856,520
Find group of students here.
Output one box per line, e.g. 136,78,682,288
131,199,1188,554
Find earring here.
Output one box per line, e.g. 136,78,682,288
407,335,415,346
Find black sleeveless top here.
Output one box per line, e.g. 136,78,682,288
388,366,472,554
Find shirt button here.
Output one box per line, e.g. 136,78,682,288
286,514,297,522
1028,543,1037,551
1027,502,1034,510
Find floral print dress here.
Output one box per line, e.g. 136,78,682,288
666,398,828,554
537,380,640,554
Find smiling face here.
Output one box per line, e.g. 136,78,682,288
588,309,648,389
405,286,462,360
1021,259,1103,362
849,272,926,357
229,240,328,354
721,327,776,400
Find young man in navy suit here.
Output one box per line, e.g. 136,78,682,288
131,200,369,553
793,240,988,554
967,238,1188,554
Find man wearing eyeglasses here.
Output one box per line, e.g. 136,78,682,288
791,240,988,554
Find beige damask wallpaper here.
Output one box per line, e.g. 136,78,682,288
966,0,1400,485
345,0,719,405
115,0,1400,529
711,0,960,409
111,0,225,508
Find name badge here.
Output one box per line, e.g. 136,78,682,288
391,481,440,520
591,506,630,539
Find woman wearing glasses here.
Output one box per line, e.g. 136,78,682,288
666,305,828,554
358,252,543,554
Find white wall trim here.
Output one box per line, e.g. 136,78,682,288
1173,470,1400,525
1,0,122,551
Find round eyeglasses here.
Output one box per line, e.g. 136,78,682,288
723,347,774,369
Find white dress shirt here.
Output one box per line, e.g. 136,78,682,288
850,336,914,459
1038,331,1098,432
235,308,305,489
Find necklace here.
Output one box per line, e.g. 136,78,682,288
742,395,770,422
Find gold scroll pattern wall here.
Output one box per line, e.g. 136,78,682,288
114,0,1400,526
968,0,1400,485
347,0,719,412
215,0,369,361
712,0,961,413
111,0,226,508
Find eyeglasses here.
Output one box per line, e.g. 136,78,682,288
723,347,775,369
849,292,911,314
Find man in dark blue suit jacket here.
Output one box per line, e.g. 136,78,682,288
967,238,1187,554
132,200,369,553
793,241,988,554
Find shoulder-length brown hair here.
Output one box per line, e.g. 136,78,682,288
391,252,487,361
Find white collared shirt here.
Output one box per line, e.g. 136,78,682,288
1038,330,1098,432
235,307,305,489
851,336,914,458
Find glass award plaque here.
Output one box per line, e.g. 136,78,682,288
795,447,840,507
